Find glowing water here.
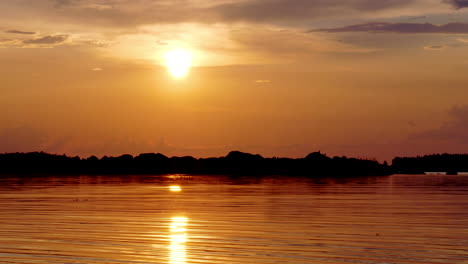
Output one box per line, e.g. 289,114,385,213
0,175,467,263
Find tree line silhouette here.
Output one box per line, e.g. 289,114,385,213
0,151,466,176
392,153,468,174
0,151,391,176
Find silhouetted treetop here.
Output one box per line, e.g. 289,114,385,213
226,151,264,161
0,151,393,176
393,153,468,173
305,151,331,162
135,153,169,161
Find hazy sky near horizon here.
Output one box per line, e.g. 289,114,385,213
1,0,468,160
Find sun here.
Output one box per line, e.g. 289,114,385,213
164,49,192,78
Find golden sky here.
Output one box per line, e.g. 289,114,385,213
1,0,468,160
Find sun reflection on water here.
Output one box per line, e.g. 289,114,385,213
169,185,182,192
170,216,188,264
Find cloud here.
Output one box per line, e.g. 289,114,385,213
54,0,79,8
443,0,468,9
44,0,209,27
0,0,424,29
5,30,36,35
77,39,117,47
23,35,69,45
413,105,468,143
424,45,446,50
83,4,113,10
230,26,378,57
156,40,169,45
255,80,271,83
92,67,103,71
407,15,427,20
213,0,416,22
0,38,23,48
55,0,114,10
315,22,468,34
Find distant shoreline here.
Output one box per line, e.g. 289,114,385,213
0,151,467,176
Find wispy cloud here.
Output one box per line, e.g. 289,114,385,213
23,35,69,45
443,0,468,9
314,22,468,34
5,30,36,35
0,0,427,29
424,45,446,50
54,0,78,8
213,0,417,22
77,39,117,47
83,4,113,10
231,26,378,57
406,15,427,20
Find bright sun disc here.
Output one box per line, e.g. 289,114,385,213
164,50,191,78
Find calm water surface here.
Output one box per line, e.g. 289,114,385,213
0,175,467,264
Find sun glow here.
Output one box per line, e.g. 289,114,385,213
164,50,192,78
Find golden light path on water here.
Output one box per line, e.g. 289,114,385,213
170,216,188,264
168,184,186,263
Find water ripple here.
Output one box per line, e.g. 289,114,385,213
0,175,467,264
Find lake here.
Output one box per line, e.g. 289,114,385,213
0,174,467,264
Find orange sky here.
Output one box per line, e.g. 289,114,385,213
1,0,468,161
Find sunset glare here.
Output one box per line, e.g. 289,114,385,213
2,1,468,264
2,0,468,160
164,50,192,78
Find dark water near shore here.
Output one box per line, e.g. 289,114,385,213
0,174,467,264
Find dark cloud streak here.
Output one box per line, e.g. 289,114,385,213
213,0,414,22
6,30,36,35
0,0,419,28
23,35,69,44
54,0,80,8
444,0,468,9
315,22,468,33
